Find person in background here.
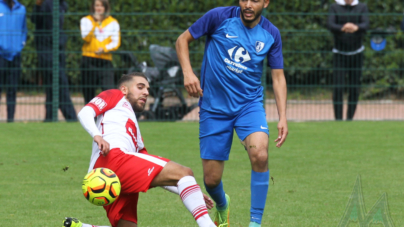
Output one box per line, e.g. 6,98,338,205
0,0,26,122
80,0,120,104
31,0,77,122
401,16,404,31
327,0,369,121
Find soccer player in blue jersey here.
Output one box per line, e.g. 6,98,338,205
176,0,288,227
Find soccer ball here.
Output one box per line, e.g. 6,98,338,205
82,168,121,206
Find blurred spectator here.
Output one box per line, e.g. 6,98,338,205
327,0,369,121
0,0,26,122
31,0,77,122
80,0,120,104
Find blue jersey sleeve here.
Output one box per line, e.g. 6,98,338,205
189,7,231,39
267,28,284,69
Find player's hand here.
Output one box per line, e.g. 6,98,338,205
36,0,44,5
184,72,203,98
94,135,110,156
203,193,214,210
275,118,288,148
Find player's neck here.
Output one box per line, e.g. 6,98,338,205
240,15,261,28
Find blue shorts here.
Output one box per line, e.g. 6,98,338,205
199,101,269,161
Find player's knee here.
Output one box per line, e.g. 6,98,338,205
182,166,194,177
250,150,268,165
175,165,194,178
258,150,268,162
163,162,194,182
204,176,221,188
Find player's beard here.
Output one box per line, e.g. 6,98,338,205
241,7,264,24
132,101,145,113
127,91,146,113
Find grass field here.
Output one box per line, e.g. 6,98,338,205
0,121,403,227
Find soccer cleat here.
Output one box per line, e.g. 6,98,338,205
62,217,83,227
249,222,261,227
214,194,230,227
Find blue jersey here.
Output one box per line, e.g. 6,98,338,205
189,6,283,114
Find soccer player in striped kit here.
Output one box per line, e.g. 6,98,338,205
63,72,218,227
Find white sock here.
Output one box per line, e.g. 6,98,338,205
161,185,179,194
177,176,215,227
81,224,110,227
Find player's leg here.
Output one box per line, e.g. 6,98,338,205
203,160,230,226
150,160,193,186
202,160,226,207
63,195,138,227
199,110,234,226
62,217,111,227
150,161,216,227
63,217,138,227
235,102,270,227
93,149,159,226
117,219,137,227
95,149,214,227
244,132,269,171
244,132,269,227
61,216,151,227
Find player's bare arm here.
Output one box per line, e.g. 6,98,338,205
176,29,203,98
272,69,288,148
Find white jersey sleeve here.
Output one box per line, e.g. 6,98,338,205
78,106,101,138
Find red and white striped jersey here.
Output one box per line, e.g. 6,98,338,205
86,89,147,171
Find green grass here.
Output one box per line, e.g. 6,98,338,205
0,121,403,227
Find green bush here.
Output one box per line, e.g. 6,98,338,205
18,0,404,98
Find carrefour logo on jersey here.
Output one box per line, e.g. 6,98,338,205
224,46,251,74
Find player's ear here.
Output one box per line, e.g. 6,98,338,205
120,85,128,95
264,0,270,8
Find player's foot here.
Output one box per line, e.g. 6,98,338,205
62,217,83,227
214,194,230,227
249,221,261,227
